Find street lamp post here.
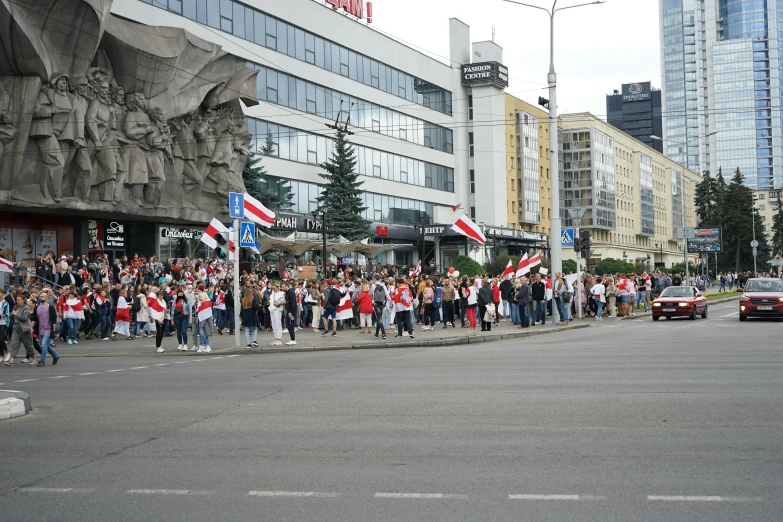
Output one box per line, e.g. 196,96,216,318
312,209,327,279
504,0,606,324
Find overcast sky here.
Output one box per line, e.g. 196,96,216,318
368,0,661,119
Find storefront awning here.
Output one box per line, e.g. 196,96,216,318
255,232,298,254
354,243,407,259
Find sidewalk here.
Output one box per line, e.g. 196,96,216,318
54,317,591,358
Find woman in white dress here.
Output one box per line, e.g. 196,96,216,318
268,283,285,346
112,288,132,340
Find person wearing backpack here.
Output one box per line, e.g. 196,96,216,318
320,280,342,337
371,278,389,339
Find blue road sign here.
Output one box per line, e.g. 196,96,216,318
239,222,256,248
561,228,575,246
229,192,244,219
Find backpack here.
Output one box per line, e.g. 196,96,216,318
328,287,342,307
561,288,572,303
433,287,441,308
132,294,142,312
373,285,387,306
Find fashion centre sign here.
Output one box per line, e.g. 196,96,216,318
461,62,509,88
324,0,373,23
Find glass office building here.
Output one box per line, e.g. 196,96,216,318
660,0,783,188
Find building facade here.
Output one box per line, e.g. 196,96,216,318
559,113,701,268
659,0,783,189
753,187,782,247
606,82,664,153
114,0,515,268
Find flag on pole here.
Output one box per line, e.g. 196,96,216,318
409,261,421,278
528,253,542,270
451,202,462,213
451,215,486,244
501,260,514,279
516,254,529,276
243,193,275,227
0,257,12,273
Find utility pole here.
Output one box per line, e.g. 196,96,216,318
568,208,585,318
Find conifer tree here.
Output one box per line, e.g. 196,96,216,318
316,128,370,241
242,131,293,212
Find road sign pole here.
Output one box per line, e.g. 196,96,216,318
234,218,240,349
575,223,582,319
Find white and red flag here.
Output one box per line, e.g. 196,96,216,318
409,261,421,278
0,257,13,273
516,254,529,276
147,292,165,322
335,286,354,321
243,193,275,227
501,260,514,279
65,298,84,319
528,253,542,270
451,215,486,244
197,299,213,323
200,218,235,259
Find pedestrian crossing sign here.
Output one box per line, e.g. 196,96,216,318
561,228,574,246
240,222,256,248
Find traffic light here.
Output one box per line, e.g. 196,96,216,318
538,96,550,109
579,230,592,259
215,231,230,259
574,236,584,253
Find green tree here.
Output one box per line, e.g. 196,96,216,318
772,197,783,259
243,131,293,213
316,128,371,241
720,168,756,272
450,255,484,277
593,258,637,276
694,170,720,226
561,259,577,274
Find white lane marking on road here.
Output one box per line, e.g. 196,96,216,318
225,354,240,358
375,493,468,500
508,494,606,501
153,363,169,366
126,489,214,496
647,495,763,502
173,361,188,364
77,372,97,376
48,375,70,379
722,312,739,317
129,366,149,370
191,359,208,362
209,357,224,360
14,379,39,383
18,487,94,493
248,491,341,498
106,369,126,372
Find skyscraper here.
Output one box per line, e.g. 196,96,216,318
659,0,782,188
606,82,664,153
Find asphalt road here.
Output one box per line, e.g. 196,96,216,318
0,300,780,522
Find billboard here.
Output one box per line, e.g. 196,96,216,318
687,227,722,253
461,62,509,88
622,82,652,102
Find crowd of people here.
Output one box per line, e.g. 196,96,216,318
2,252,779,368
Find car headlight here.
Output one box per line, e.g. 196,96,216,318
740,295,750,302
678,302,690,307
778,297,783,303
653,303,661,307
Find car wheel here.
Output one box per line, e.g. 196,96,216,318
739,314,747,322
701,306,707,319
690,309,697,320
652,315,659,321
665,316,671,320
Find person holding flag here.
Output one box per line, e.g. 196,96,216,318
196,292,213,353
111,288,132,341
64,289,85,345
148,290,167,353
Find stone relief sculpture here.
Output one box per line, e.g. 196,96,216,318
0,0,259,219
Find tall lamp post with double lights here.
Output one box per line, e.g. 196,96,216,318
503,0,606,324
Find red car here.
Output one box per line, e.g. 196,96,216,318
739,278,783,321
652,286,708,321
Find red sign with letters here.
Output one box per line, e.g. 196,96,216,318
325,0,373,23
376,226,389,237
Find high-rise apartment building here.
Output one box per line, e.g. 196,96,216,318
606,82,664,153
659,0,783,189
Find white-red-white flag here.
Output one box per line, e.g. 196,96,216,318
197,299,213,323
147,292,165,322
451,215,486,244
516,254,529,276
65,298,85,319
0,257,13,273
201,218,235,259
243,193,275,227
501,260,514,279
528,253,542,270
409,261,421,278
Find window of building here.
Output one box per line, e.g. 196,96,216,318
511,179,515,191
510,135,514,147
512,201,516,213
759,204,766,211
470,206,476,219
468,95,473,120
770,191,780,199
758,193,765,200
470,170,475,194
469,133,474,157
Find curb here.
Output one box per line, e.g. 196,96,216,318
620,295,739,320
248,323,591,354
0,390,32,420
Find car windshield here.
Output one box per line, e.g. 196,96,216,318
659,287,695,298
744,280,783,292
